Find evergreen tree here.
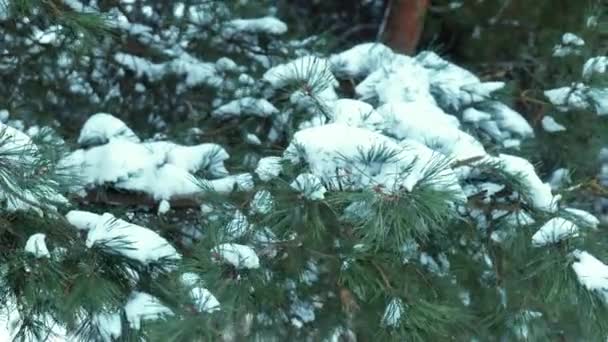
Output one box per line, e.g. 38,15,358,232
0,1,607,341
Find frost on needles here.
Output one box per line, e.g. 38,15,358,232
0,2,607,342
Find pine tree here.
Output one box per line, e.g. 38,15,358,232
0,1,607,341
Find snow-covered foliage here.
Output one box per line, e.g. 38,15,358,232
60,113,254,201
24,233,50,258
212,243,260,269
125,292,173,330
545,52,608,116
0,1,606,341
66,210,181,265
572,250,608,302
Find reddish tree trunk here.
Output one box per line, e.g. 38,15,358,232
385,0,430,55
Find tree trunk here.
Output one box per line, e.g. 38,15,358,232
385,0,430,54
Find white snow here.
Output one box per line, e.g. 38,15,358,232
381,298,405,327
84,212,181,265
263,55,337,90
544,84,590,112
545,83,608,116
284,123,464,197
224,17,288,35
553,33,585,57
496,154,557,212
329,42,394,78
355,54,433,104
563,208,599,229
157,199,171,215
223,210,251,239
415,51,480,109
114,52,222,90
213,97,278,119
250,190,273,214
61,114,235,200
532,217,579,246
462,107,492,123
255,156,283,181
190,287,221,313
290,173,327,200
582,56,608,79
179,272,221,312
124,292,173,330
562,33,585,46
571,250,608,302
92,312,122,342
377,101,486,161
77,113,139,145
485,102,534,139
212,243,260,269
541,116,566,132
329,98,383,130
65,210,102,231
161,142,229,175
0,122,38,158
548,168,570,190
24,233,50,258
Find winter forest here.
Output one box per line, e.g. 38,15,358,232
0,0,608,341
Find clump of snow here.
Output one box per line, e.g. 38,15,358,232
255,156,283,181
78,113,139,145
180,273,221,313
541,116,566,132
532,217,579,246
212,243,260,269
329,42,394,78
356,54,433,105
582,56,608,80
415,51,481,109
213,97,278,119
0,109,8,122
544,84,589,112
66,210,102,231
329,99,383,130
495,154,557,212
0,122,38,159
548,168,570,190
160,142,229,175
250,190,273,214
114,52,222,91
24,233,50,258
284,123,464,198
124,292,173,330
571,250,608,302
263,55,337,90
224,17,288,36
381,298,405,327
290,173,327,200
61,113,237,201
543,83,608,115
563,208,599,229
553,33,585,57
83,212,181,265
483,102,534,140
157,199,171,215
190,286,221,313
92,312,122,342
223,210,251,240
377,101,485,161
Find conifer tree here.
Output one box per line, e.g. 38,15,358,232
0,1,607,341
